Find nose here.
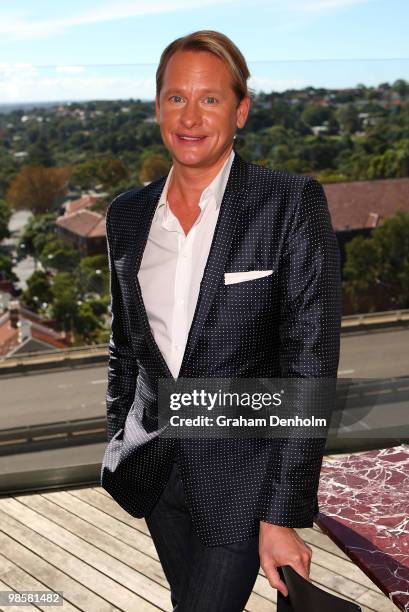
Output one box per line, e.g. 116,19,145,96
180,99,202,128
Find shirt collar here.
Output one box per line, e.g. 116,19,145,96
156,148,235,217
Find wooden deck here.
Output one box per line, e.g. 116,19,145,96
0,481,397,612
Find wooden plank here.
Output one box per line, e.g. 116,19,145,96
0,483,395,612
258,563,386,611
66,488,151,535
245,589,277,612
0,576,39,612
0,497,169,611
0,530,118,612
0,553,79,610
94,487,110,496
297,525,352,560
296,528,378,590
252,574,277,602
310,563,368,600
19,493,168,592
356,588,399,612
0,507,161,612
39,490,157,561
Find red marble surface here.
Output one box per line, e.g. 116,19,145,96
317,444,409,611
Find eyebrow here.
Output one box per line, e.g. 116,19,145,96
163,87,223,96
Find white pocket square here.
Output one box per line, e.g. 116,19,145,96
224,270,273,285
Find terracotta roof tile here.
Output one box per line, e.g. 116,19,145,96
323,177,409,231
55,209,106,237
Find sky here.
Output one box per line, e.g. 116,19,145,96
0,0,408,104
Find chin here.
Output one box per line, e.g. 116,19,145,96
172,151,212,166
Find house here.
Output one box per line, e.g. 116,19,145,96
324,176,409,231
322,177,409,312
62,194,99,216
0,299,69,359
54,209,106,257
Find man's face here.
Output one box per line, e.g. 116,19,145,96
156,50,250,168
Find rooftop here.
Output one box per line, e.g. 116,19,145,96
0,455,397,612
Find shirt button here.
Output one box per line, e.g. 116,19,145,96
177,298,184,305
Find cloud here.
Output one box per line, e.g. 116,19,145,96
55,66,85,74
0,0,233,40
0,63,314,103
300,0,373,11
249,75,307,92
0,69,155,103
0,0,376,41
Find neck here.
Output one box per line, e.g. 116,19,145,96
168,145,233,206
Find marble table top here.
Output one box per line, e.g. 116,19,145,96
317,444,409,611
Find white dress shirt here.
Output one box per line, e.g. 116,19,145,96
137,148,235,379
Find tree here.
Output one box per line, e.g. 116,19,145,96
6,165,70,214
0,253,13,281
18,213,56,260
343,210,409,310
139,154,170,184
336,104,360,134
97,158,130,189
26,136,55,166
21,270,53,311
0,199,12,241
40,237,81,273
71,158,130,191
50,272,79,333
74,302,104,343
301,104,331,127
393,79,408,98
76,255,109,297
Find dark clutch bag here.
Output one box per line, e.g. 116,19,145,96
277,565,362,611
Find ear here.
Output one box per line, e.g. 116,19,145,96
236,95,251,130
155,95,160,122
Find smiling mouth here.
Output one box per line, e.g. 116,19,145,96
175,134,207,143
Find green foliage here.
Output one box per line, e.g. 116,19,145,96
0,199,12,241
18,213,57,258
301,104,332,127
139,154,171,183
0,81,408,203
74,301,104,343
1,83,408,336
49,271,79,332
70,157,130,190
343,210,409,309
0,253,13,280
39,237,81,273
77,255,109,297
21,270,53,311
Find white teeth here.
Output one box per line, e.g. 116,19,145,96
179,136,203,140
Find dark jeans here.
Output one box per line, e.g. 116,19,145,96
145,458,261,612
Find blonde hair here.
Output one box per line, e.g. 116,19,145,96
156,30,253,105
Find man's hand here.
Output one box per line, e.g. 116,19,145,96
259,521,312,597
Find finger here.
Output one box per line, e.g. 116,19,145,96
264,564,288,598
290,559,310,581
301,545,313,577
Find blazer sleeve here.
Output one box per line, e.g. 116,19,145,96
257,177,342,527
105,198,139,443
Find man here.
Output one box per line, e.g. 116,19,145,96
101,29,341,612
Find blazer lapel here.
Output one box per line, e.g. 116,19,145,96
130,150,249,380
178,151,249,377
130,176,175,378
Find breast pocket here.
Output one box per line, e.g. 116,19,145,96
217,270,278,328
224,269,273,285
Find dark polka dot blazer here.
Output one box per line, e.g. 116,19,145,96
100,149,342,546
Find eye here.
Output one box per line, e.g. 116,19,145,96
204,96,217,104
169,95,183,103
